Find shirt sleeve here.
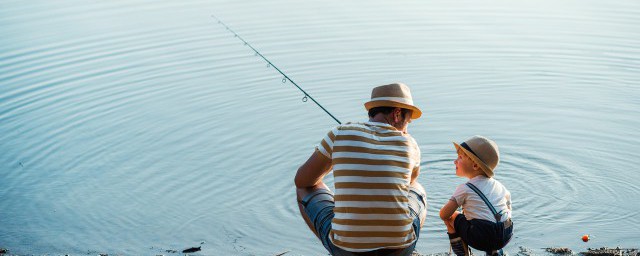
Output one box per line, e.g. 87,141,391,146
450,183,468,207
315,126,338,158
408,135,421,172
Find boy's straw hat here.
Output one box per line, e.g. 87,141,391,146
364,83,422,119
453,136,500,177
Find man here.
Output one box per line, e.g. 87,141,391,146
295,83,427,255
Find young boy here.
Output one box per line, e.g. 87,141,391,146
439,136,513,256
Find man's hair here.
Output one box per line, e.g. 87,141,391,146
368,106,410,118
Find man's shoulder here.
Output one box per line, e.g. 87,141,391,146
335,122,398,134
331,122,367,134
325,122,366,130
405,133,418,144
337,122,367,129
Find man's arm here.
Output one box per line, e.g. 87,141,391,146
294,150,332,188
410,166,420,184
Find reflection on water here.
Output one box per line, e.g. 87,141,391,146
1,0,639,255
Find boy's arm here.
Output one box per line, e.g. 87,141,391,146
439,199,459,221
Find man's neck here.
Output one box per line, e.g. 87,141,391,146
369,115,391,125
369,113,406,133
370,114,405,133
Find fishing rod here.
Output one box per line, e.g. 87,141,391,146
211,14,342,124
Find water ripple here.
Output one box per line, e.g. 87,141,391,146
2,0,640,254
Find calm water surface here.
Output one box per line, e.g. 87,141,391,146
1,0,639,255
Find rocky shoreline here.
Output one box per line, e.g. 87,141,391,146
518,247,638,256
1,247,637,256
417,247,639,256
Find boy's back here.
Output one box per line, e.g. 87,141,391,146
451,175,512,223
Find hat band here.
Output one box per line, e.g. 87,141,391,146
369,96,414,105
460,142,479,158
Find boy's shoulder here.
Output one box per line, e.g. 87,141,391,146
462,176,510,194
490,177,511,192
452,182,473,195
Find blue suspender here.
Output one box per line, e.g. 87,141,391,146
466,183,502,222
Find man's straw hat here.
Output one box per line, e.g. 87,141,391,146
453,136,500,177
364,83,422,119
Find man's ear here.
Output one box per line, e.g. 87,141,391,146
394,108,402,121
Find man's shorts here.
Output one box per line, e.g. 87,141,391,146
301,185,427,256
453,214,513,253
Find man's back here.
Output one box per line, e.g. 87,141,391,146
295,83,425,255
316,121,421,251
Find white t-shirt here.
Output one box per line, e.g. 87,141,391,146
450,175,512,223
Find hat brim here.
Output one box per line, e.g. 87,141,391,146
453,142,494,177
364,100,422,119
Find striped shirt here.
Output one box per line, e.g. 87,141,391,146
316,121,421,252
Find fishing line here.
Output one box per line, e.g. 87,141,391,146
211,14,342,124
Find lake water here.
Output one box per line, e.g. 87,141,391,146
1,0,639,255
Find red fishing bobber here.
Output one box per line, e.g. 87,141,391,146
582,234,590,242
